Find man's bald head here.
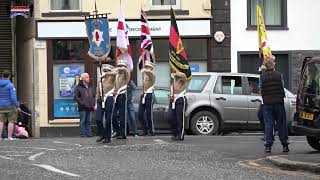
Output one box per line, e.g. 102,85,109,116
81,73,90,84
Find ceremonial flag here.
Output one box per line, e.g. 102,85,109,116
169,8,191,79
116,4,133,71
85,17,111,60
138,9,155,70
257,3,273,65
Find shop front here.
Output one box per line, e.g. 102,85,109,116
36,18,211,136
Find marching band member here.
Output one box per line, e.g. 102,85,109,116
112,60,130,139
98,64,116,143
139,61,156,136
169,72,187,140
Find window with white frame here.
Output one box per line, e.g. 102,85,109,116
247,0,287,29
151,0,181,10
50,0,81,11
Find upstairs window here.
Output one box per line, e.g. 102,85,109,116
151,0,181,10
247,0,287,29
50,0,81,11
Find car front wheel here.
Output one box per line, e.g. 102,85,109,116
190,111,219,135
306,136,320,151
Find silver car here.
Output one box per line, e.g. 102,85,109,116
185,72,296,135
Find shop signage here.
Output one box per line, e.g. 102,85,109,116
54,99,79,118
9,3,33,19
37,19,211,38
190,64,200,72
59,66,81,97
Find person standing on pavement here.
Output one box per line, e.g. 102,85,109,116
139,61,156,136
96,65,116,143
112,60,130,139
74,73,96,138
0,70,20,140
169,72,187,141
260,61,289,153
127,80,138,137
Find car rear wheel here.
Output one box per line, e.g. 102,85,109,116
190,111,219,135
306,136,320,151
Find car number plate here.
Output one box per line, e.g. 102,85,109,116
302,112,314,120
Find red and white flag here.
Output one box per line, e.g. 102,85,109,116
138,9,155,70
116,5,133,71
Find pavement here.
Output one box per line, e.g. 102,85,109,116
266,153,320,174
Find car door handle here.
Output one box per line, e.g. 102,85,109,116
251,99,262,102
216,97,226,101
156,107,166,111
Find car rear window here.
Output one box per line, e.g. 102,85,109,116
187,75,210,92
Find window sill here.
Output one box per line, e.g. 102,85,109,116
145,10,189,16
246,26,289,31
42,12,90,17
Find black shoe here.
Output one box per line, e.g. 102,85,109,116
111,132,118,138
102,139,111,143
283,145,290,152
171,135,177,140
96,136,105,142
139,131,148,136
116,135,126,139
148,132,155,136
265,145,271,153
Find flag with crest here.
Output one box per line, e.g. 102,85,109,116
85,17,111,60
169,8,191,79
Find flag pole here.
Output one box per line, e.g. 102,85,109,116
170,0,175,103
257,0,263,67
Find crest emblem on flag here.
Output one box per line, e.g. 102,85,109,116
169,8,191,79
85,17,111,60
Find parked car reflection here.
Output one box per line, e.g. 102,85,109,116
132,87,171,132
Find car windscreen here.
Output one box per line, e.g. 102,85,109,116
302,63,320,95
187,75,210,93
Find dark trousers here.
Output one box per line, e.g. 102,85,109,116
127,102,137,135
112,93,127,137
104,96,115,139
169,97,186,140
95,100,105,137
79,111,92,137
257,104,264,132
263,103,288,146
139,93,154,134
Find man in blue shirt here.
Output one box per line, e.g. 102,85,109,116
0,71,20,140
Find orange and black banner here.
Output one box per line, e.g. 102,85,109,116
169,8,192,80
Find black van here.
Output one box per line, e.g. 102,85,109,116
292,57,320,151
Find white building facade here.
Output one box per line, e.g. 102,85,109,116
231,0,320,92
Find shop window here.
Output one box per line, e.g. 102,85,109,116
150,0,180,9
52,40,115,61
50,0,81,11
153,39,207,61
247,0,287,29
53,64,84,118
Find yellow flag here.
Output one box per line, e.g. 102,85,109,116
257,4,273,64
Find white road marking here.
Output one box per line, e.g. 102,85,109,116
29,152,45,161
32,164,80,177
154,139,168,144
7,155,26,157
0,151,33,153
53,141,82,147
0,155,13,160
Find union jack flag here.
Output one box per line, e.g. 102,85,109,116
138,9,155,70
